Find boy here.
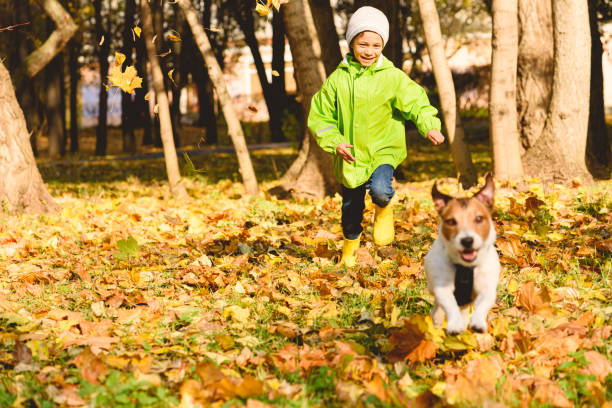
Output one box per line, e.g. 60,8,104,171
308,6,445,267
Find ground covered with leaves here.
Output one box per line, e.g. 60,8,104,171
1,145,611,407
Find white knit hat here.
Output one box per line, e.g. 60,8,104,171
346,6,389,47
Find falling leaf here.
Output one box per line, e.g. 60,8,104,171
99,35,104,46
247,105,258,113
107,65,143,94
114,52,126,67
144,91,151,101
133,26,142,38
168,68,177,87
255,2,270,16
167,30,182,42
271,70,280,77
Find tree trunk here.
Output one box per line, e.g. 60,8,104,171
193,0,218,144
15,1,41,156
277,0,338,198
121,0,137,154
0,61,59,213
586,1,610,173
308,0,342,75
69,36,80,153
141,0,188,197
152,0,164,148
353,0,403,68
417,0,477,188
170,5,183,148
270,9,287,143
178,0,259,195
231,0,285,143
489,0,524,179
94,0,109,156
517,0,553,150
45,54,64,158
522,0,592,183
136,35,154,146
0,0,76,213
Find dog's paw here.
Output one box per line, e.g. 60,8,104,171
469,316,487,333
446,317,467,335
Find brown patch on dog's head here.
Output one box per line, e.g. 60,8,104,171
438,197,492,242
431,173,495,243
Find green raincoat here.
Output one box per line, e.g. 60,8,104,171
308,54,441,189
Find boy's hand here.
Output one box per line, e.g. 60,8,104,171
427,129,445,145
336,143,355,164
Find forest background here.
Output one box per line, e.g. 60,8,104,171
0,0,611,407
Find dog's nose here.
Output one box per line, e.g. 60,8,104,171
460,237,474,248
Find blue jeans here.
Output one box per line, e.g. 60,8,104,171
342,164,395,240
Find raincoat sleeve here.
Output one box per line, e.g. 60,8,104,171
308,77,344,155
393,74,442,138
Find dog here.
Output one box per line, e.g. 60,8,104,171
424,173,500,334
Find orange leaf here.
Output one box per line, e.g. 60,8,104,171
73,348,107,385
516,281,552,314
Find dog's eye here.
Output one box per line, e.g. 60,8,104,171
475,215,484,223
444,218,457,226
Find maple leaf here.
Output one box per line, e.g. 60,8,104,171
107,64,143,94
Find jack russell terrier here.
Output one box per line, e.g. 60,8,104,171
424,173,500,334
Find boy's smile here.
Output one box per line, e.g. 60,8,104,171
351,31,383,67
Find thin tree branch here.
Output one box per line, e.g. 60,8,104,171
0,22,31,33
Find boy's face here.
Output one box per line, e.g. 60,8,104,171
351,31,383,67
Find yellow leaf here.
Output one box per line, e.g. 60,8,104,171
144,91,151,101
168,68,176,87
223,305,250,324
133,26,142,38
547,232,565,242
107,65,143,94
167,31,182,42
115,52,126,67
507,277,518,294
255,2,269,16
271,70,280,77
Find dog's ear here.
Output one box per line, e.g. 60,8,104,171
432,182,453,213
474,172,495,209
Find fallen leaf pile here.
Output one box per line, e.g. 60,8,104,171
0,169,610,407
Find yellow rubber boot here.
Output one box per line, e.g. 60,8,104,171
373,203,394,246
340,235,360,267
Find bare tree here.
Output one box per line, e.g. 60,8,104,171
522,0,592,182
141,0,188,198
489,0,523,179
417,0,477,187
178,0,259,195
275,0,338,198
0,0,77,213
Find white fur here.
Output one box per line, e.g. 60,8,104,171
424,218,500,334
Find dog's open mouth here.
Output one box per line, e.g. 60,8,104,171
461,249,477,262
